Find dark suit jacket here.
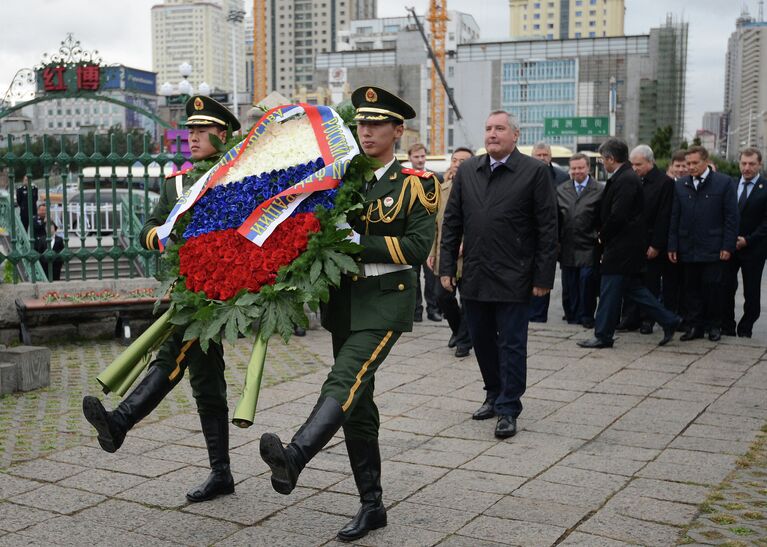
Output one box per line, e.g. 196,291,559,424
41,235,64,281
598,163,646,275
736,174,767,260
668,171,738,263
440,149,558,302
640,166,674,252
557,177,603,268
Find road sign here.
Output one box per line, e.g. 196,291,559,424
544,117,609,137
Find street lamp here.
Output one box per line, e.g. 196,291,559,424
227,8,246,126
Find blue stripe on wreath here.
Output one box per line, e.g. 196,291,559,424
183,158,337,239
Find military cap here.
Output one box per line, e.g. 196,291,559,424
184,95,241,131
351,86,416,124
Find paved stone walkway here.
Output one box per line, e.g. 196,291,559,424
1,309,767,545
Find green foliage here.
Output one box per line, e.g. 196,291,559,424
692,136,702,146
650,125,674,160
2,260,14,284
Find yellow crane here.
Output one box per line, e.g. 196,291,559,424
252,0,268,104
426,0,448,154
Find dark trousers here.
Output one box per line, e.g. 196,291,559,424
561,266,597,324
622,255,682,326
683,261,725,330
463,299,528,418
434,282,471,348
528,293,550,322
415,264,439,318
723,253,766,335
595,274,679,342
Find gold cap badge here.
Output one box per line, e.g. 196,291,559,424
193,97,204,111
365,88,378,102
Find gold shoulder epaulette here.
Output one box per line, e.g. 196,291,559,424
404,174,440,215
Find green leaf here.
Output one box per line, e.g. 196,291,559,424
309,258,323,284
323,257,341,286
224,314,239,344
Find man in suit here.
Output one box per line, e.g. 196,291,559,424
529,141,568,323
579,139,681,349
409,143,442,323
668,145,739,342
428,146,474,357
557,153,602,328
668,149,689,181
617,145,675,334
723,148,767,338
39,222,64,281
83,95,241,503
259,87,438,542
440,111,558,438
16,175,38,232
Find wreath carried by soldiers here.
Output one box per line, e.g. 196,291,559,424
97,102,377,426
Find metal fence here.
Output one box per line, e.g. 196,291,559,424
0,132,188,283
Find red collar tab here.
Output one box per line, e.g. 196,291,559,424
401,168,433,178
165,166,194,179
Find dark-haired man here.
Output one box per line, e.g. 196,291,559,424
259,86,438,542
579,138,681,349
668,145,738,342
83,95,241,503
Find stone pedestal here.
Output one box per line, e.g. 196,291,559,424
0,346,51,393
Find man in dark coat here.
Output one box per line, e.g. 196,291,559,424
723,147,767,338
440,111,558,439
528,141,568,322
617,144,676,333
557,153,602,327
668,145,739,342
16,175,38,232
579,139,681,349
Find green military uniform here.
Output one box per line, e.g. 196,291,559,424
321,159,438,439
83,95,241,504
259,86,438,543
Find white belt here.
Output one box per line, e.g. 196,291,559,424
361,263,411,277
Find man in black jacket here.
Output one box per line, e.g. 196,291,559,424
617,145,676,333
440,111,558,438
16,175,38,232
668,146,738,342
723,148,767,338
579,139,681,349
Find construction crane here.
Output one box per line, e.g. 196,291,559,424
408,4,467,154
252,0,268,103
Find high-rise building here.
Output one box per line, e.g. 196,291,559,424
251,0,375,100
702,111,725,152
509,0,624,40
723,8,767,160
151,0,246,95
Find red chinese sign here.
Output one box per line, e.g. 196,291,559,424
42,66,67,91
41,64,101,92
77,64,100,90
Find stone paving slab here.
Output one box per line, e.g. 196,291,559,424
1,286,767,545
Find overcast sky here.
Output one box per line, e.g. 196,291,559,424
0,0,760,138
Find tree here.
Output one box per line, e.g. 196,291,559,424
692,136,702,146
650,125,673,159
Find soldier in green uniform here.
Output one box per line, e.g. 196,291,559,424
82,96,241,503
258,87,439,542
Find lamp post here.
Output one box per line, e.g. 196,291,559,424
608,76,617,137
227,8,246,126
158,63,211,127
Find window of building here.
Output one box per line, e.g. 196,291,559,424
533,2,540,7
575,10,582,16
533,23,540,29
575,31,582,37
548,23,554,28
589,20,595,26
589,9,596,15
590,0,597,3
533,13,540,19
575,21,582,27
589,31,595,37
547,33,553,39
383,24,400,32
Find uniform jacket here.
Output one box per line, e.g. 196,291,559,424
557,177,603,268
598,163,646,275
668,171,738,263
735,174,767,260
640,166,674,252
322,159,438,333
439,149,558,302
428,172,461,275
16,184,38,222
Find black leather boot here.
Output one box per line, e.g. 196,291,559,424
260,397,345,495
82,366,174,453
337,438,387,542
186,415,235,502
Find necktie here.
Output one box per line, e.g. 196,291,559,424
491,161,500,172
576,184,584,195
739,180,752,211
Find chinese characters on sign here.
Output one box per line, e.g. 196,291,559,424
40,64,101,92
544,117,610,137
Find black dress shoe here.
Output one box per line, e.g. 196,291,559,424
708,328,721,342
293,326,306,337
447,334,458,348
679,328,704,341
737,330,752,338
640,322,654,335
659,318,682,347
495,415,517,439
427,311,443,322
454,346,470,358
615,320,639,332
413,315,423,323
581,319,595,329
577,337,613,349
472,398,495,420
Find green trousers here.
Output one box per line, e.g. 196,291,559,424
148,328,228,416
320,328,401,440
